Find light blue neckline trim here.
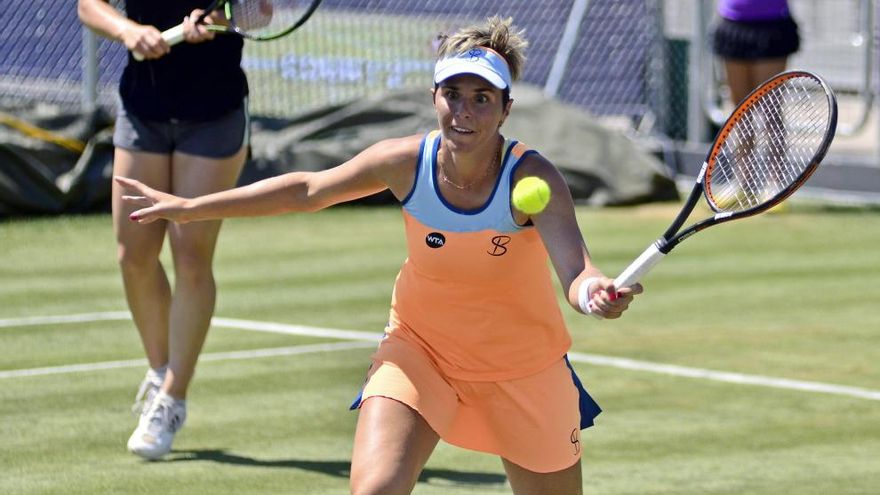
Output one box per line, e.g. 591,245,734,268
432,136,514,215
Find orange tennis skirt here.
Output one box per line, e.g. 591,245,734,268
350,331,601,473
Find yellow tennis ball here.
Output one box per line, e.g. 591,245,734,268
512,176,551,214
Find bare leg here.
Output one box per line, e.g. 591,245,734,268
750,57,789,91
112,149,172,369
722,57,790,206
723,57,789,107
163,146,247,399
503,458,583,495
350,397,440,495
723,58,756,107
749,58,790,205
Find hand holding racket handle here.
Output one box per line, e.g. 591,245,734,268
613,242,666,289
592,71,836,321
132,25,186,61
585,242,662,321
131,1,323,62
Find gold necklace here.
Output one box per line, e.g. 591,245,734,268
438,140,503,190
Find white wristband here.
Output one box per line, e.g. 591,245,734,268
577,277,601,315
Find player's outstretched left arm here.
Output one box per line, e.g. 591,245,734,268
516,155,642,319
117,135,420,224
116,173,318,224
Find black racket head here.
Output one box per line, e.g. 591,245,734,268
226,0,323,40
702,71,838,216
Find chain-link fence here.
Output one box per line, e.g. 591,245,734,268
1,1,677,129
0,0,876,157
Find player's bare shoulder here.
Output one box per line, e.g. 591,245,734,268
373,134,423,167
363,134,423,197
512,149,565,186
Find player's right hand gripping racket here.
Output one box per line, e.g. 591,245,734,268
132,0,323,61
613,70,838,291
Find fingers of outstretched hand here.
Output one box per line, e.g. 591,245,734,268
129,208,159,224
116,178,156,200
114,175,147,192
114,177,160,223
114,177,188,224
114,176,164,203
121,194,153,207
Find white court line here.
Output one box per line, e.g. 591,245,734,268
0,311,131,328
2,312,878,401
0,341,374,379
567,352,880,402
212,317,383,342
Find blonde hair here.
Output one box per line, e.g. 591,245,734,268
436,16,528,82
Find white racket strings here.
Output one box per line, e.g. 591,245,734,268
708,76,830,213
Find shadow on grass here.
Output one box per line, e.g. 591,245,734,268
168,449,507,487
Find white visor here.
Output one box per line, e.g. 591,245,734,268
433,47,512,90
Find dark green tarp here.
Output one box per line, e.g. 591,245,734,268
0,84,677,216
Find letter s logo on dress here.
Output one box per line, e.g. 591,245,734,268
425,232,446,249
487,235,511,256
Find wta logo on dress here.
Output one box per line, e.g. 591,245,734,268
425,232,446,249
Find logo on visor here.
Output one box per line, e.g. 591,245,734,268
426,232,446,249
467,48,484,60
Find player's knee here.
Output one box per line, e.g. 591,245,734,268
169,234,215,270
171,253,214,287
117,245,159,275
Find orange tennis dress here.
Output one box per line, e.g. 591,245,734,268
351,131,600,473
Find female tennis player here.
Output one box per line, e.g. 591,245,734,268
78,0,249,460
712,0,801,107
116,16,641,493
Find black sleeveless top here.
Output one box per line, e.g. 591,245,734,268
120,0,249,121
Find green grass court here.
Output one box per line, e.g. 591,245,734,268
1,204,879,494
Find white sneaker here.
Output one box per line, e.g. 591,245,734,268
127,391,186,460
131,366,166,416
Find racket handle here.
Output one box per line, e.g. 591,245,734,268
613,242,665,289
132,24,186,62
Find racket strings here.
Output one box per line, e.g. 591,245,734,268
708,77,830,213
230,0,308,38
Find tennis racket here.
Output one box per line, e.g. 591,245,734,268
132,0,323,61
612,70,838,292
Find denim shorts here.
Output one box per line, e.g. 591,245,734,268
113,99,249,159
